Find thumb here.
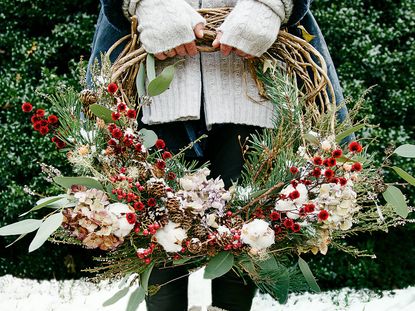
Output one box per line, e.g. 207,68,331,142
194,23,204,39
212,31,223,48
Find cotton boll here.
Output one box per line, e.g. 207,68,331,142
106,203,135,238
217,225,231,236
241,219,275,251
155,221,187,253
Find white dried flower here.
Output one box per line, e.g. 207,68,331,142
155,221,187,253
106,203,134,238
321,140,332,151
241,219,275,251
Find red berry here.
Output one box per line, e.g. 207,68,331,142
117,102,127,112
144,258,151,264
270,211,281,221
348,141,363,153
21,102,33,112
226,211,233,217
162,151,172,160
134,143,142,152
142,229,149,236
33,121,42,131
108,139,117,146
292,223,301,232
111,128,123,139
167,172,176,180
147,198,156,207
111,112,121,121
318,210,329,221
39,126,49,135
339,177,348,186
324,169,335,179
304,203,315,213
352,162,363,172
156,160,166,170
290,166,299,174
155,139,166,149
288,190,300,200
332,149,343,158
126,109,137,119
283,218,294,228
31,115,40,123
311,167,321,177
313,156,323,166
47,115,59,124
35,109,45,117
108,124,117,132
107,83,118,94
126,213,137,224
327,158,337,167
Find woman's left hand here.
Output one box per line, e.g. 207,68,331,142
212,31,254,59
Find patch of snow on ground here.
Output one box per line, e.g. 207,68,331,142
1,268,415,311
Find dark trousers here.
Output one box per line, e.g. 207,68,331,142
144,122,259,311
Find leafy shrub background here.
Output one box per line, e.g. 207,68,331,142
0,0,414,288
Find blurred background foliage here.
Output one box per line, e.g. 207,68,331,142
0,0,414,289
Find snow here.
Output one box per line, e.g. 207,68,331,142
1,268,415,311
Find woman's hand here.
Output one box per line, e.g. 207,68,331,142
212,31,254,59
155,23,205,60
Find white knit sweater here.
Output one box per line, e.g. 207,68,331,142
124,0,294,128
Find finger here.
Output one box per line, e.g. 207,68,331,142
212,32,222,48
155,52,167,60
245,55,254,59
194,23,205,39
175,45,187,56
184,41,198,56
164,49,177,58
235,49,248,57
220,44,233,56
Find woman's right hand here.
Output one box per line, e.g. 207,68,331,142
133,0,206,60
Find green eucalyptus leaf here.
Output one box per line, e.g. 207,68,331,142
298,257,321,293
126,286,146,311
0,219,42,236
20,196,66,217
53,176,104,191
173,257,192,265
147,64,176,96
136,62,146,97
394,144,415,158
89,104,114,123
335,124,365,143
391,166,415,186
146,54,156,81
303,133,319,145
382,185,409,218
103,287,130,307
29,213,64,252
140,262,155,292
138,128,158,149
204,252,234,279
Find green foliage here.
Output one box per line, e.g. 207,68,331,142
311,0,415,290
0,0,97,279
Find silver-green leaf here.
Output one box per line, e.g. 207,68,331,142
103,287,130,307
89,104,114,123
138,128,158,149
382,185,409,218
126,286,146,311
136,62,146,97
29,213,64,252
391,166,415,186
53,176,104,191
0,219,42,236
204,252,234,279
394,144,415,158
20,196,66,217
146,54,156,81
335,124,365,143
298,257,321,293
140,262,155,292
147,64,176,96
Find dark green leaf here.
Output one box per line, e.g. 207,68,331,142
89,104,114,123
298,257,321,293
103,287,130,307
335,124,365,143
147,64,176,96
53,176,104,191
146,54,156,81
204,252,234,279
136,62,146,97
126,286,146,311
29,213,63,252
394,144,415,158
0,219,42,236
382,185,409,218
391,166,415,186
173,257,192,265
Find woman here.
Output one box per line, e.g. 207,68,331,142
88,1,347,310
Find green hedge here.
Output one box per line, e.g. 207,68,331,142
0,0,98,279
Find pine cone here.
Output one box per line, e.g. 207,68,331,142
181,211,194,230
147,182,166,198
193,226,208,239
188,238,203,254
79,89,98,119
166,198,181,213
169,212,184,225
152,165,165,178
136,162,149,180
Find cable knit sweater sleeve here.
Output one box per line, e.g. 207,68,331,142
133,0,205,54
218,0,294,56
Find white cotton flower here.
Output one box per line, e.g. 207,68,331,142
287,211,300,219
275,199,295,212
280,184,309,206
217,225,231,236
321,140,332,151
106,203,134,238
154,221,187,253
340,219,353,230
206,214,219,228
240,219,275,251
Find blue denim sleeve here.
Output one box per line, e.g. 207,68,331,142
100,0,130,32
287,0,313,26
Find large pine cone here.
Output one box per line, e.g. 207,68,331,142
193,225,208,239
147,182,166,198
188,238,203,254
166,198,181,213
79,89,98,119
